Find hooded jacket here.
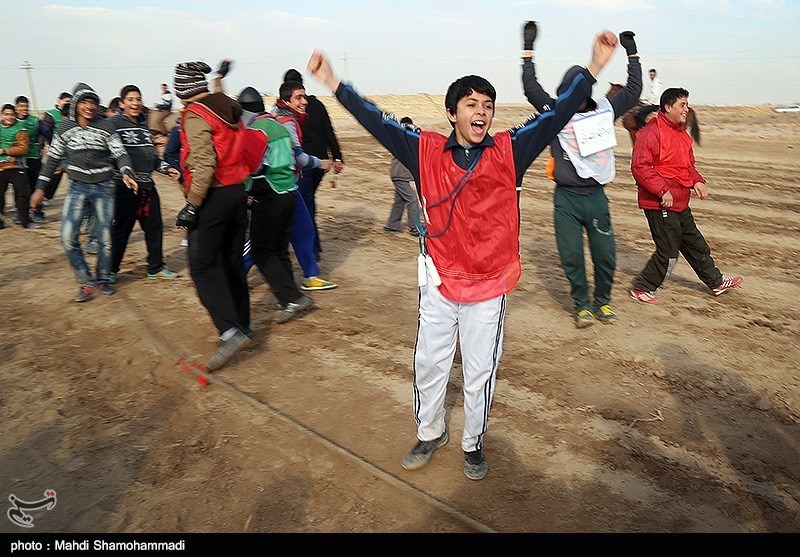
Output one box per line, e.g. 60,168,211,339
180,92,260,205
36,82,133,191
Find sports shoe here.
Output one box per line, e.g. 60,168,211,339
300,277,338,291
401,431,449,471
180,239,189,247
596,304,618,325
86,240,99,255
147,267,179,280
24,222,38,229
629,288,662,305
74,285,94,302
463,448,489,481
712,276,742,296
108,273,117,284
575,308,595,329
32,212,45,223
206,329,252,372
271,302,285,311
96,283,116,296
383,226,403,233
275,295,314,324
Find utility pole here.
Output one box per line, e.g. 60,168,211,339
21,61,39,114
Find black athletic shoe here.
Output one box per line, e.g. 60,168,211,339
463,448,488,480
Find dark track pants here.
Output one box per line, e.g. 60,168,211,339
632,206,722,292
187,184,250,336
112,181,165,275
553,187,616,312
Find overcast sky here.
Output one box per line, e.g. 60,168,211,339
3,0,798,114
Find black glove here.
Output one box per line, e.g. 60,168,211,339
217,59,232,78
619,31,637,56
523,21,538,50
176,202,199,230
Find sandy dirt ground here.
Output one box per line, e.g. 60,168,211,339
1,100,798,534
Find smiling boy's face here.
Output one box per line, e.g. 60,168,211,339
447,91,494,146
2,108,17,126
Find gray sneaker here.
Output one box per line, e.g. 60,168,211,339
206,329,252,372
401,431,449,471
275,295,314,324
463,448,488,480
74,285,94,303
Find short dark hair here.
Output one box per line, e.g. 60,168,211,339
659,87,689,112
400,116,413,125
649,68,657,73
14,95,29,105
108,97,121,112
59,91,72,100
279,80,305,102
444,75,496,127
2,103,16,113
120,84,141,98
283,69,303,85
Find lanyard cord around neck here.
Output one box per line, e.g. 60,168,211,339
417,148,483,243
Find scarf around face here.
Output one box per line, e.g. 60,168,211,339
274,99,307,127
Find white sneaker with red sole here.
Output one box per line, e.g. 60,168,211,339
712,276,743,296
630,288,663,305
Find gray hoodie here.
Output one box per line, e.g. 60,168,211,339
36,82,132,190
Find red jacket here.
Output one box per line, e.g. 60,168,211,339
419,131,521,303
631,111,704,212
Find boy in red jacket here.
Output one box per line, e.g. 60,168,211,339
629,87,742,305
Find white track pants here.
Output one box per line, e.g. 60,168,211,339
413,283,505,452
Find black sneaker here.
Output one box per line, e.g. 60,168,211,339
401,431,449,470
97,283,116,296
206,329,252,372
463,448,488,480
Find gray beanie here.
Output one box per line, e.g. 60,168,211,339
174,61,212,99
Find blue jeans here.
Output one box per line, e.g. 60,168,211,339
60,180,115,285
290,190,320,279
297,167,325,257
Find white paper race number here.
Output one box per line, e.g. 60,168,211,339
571,109,616,157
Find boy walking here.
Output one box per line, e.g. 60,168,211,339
30,83,137,301
307,29,617,480
384,116,422,236
110,84,180,283
0,103,33,229
629,87,742,304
